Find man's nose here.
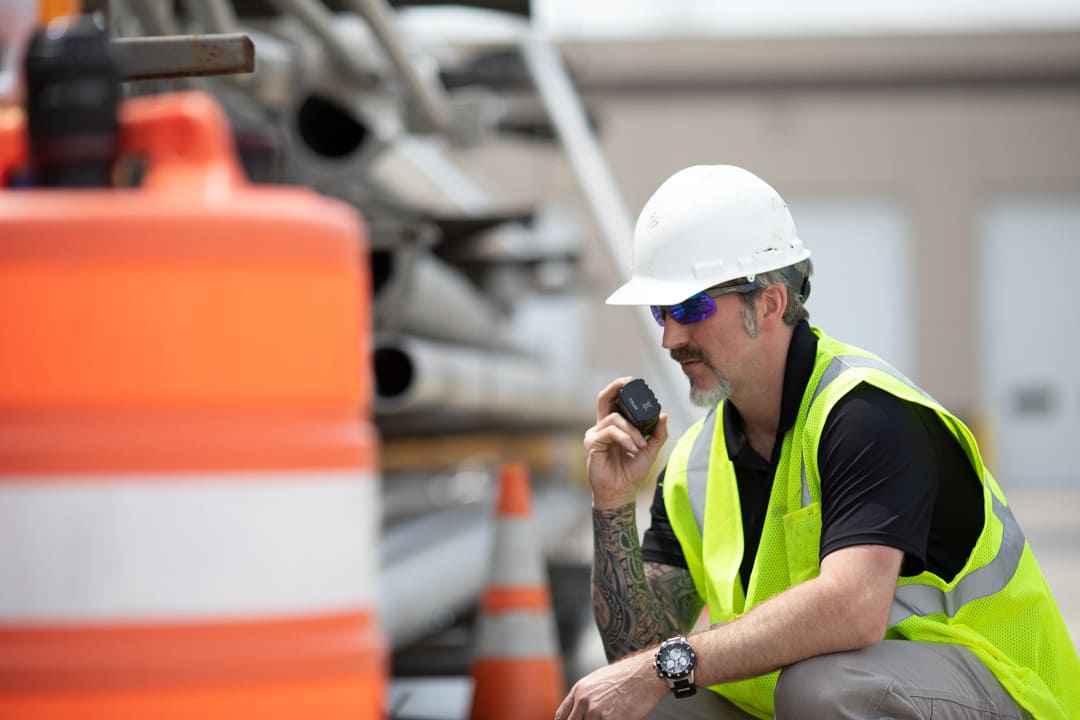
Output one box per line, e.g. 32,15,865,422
661,316,689,350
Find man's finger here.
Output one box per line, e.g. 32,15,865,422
595,376,634,420
555,687,574,720
647,412,670,452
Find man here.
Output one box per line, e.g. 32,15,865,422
556,165,1080,719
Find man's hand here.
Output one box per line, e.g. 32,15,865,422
555,650,667,720
585,377,669,509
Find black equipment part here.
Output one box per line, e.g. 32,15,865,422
616,378,661,438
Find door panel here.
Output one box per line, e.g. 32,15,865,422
980,196,1080,484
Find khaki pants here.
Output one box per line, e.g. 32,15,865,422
647,640,1032,719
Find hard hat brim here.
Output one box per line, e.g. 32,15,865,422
605,276,711,306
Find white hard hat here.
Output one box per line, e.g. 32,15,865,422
606,165,811,306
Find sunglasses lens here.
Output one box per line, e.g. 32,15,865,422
650,293,717,327
670,293,716,324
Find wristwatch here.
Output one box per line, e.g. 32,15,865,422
654,636,698,698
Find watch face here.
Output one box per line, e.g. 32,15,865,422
656,640,696,679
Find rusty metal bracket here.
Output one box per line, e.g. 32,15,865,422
112,33,255,81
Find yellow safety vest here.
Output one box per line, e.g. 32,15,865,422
663,329,1080,719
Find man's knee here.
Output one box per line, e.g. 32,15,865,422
775,642,1027,719
774,651,890,718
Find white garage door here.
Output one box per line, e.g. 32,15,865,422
787,197,915,378
980,196,1080,485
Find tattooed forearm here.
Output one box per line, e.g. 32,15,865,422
592,504,665,660
646,562,704,634
591,504,700,662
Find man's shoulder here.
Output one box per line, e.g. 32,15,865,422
823,382,916,433
817,382,941,476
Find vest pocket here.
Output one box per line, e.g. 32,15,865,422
783,503,822,585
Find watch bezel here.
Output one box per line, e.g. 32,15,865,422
653,636,698,680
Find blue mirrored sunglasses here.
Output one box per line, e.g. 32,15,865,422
650,282,761,327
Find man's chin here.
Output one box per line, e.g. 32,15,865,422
690,384,729,408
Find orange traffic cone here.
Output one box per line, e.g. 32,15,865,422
469,463,565,720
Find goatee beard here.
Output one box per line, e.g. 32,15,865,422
671,347,734,407
690,370,733,407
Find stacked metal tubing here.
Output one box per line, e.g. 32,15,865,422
104,0,597,661
372,334,590,432
371,245,518,352
381,483,587,650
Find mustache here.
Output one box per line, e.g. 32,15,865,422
671,346,706,363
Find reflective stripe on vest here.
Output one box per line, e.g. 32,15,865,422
799,353,1027,628
684,354,937,533
685,407,719,536
890,493,1024,625
800,353,937,507
666,332,1080,719
681,352,1029,632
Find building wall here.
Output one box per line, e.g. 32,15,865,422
542,32,1079,471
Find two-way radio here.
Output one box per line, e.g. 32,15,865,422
615,378,661,439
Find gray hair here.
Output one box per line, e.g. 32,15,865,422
741,258,813,331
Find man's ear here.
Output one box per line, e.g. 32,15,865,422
760,284,787,326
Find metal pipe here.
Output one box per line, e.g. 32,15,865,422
263,0,382,84
378,135,493,215
178,0,240,33
373,334,592,425
280,88,393,195
340,0,451,133
120,0,180,36
112,33,255,80
380,483,587,649
83,0,110,23
381,468,487,525
372,248,518,351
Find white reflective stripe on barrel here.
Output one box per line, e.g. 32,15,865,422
0,469,378,621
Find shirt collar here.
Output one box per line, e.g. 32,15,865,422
723,320,818,462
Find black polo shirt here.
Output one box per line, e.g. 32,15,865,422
641,321,983,589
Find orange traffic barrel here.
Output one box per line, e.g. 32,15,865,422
469,463,565,720
38,0,84,25
0,92,384,718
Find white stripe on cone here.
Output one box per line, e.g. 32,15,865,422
0,470,378,621
486,516,546,587
474,610,560,659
